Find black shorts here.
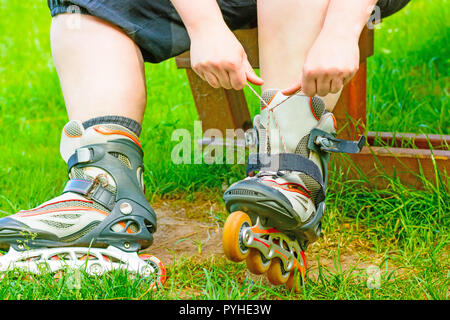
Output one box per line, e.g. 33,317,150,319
47,0,257,63
47,0,410,64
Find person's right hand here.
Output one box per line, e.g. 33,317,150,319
189,23,263,90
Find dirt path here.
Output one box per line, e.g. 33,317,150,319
146,198,386,277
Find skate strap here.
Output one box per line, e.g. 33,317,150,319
308,128,366,154
63,179,115,211
246,153,325,205
67,147,93,173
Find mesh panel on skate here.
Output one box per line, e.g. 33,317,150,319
70,168,117,195
109,152,132,169
60,221,101,243
52,213,82,219
101,124,135,136
299,173,321,204
295,135,310,158
64,121,83,137
39,219,74,229
261,90,278,106
311,96,326,118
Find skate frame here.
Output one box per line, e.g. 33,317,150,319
175,27,449,189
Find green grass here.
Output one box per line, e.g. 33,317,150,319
0,0,448,300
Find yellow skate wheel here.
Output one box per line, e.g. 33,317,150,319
266,258,290,285
222,211,252,262
246,248,271,275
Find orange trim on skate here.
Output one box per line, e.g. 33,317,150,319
93,126,142,148
251,224,280,235
310,98,320,121
275,249,289,263
18,199,95,214
262,178,311,195
260,91,278,111
117,221,134,234
272,184,311,199
331,113,338,131
16,206,109,218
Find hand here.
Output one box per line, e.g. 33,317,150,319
282,34,360,97
189,23,263,90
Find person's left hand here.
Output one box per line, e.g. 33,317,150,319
282,34,360,97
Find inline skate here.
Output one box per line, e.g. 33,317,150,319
0,121,166,288
222,90,364,291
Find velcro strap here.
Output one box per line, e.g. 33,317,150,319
63,179,115,211
68,147,93,173
247,153,325,205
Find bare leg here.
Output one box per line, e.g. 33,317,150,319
50,14,147,123
257,0,340,111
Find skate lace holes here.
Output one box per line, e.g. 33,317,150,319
124,242,131,249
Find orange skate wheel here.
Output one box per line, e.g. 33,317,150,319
286,268,306,292
222,211,252,262
138,254,167,289
286,253,307,292
246,248,271,275
266,258,290,285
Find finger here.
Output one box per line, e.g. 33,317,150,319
216,69,233,90
206,63,233,90
244,60,264,86
204,72,220,89
229,66,247,90
330,77,343,94
301,72,317,97
193,67,206,82
316,75,332,97
281,80,302,95
343,72,355,86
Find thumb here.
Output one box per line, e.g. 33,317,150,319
244,59,264,86
281,80,302,96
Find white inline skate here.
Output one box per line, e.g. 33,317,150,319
222,90,365,291
0,121,166,288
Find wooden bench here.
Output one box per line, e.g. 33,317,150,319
176,27,449,189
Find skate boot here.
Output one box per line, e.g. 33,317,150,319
0,121,166,287
222,90,365,291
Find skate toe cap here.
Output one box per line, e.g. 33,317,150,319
0,217,30,235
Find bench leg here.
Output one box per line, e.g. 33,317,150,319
184,69,252,133
333,61,368,140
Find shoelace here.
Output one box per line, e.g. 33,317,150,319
245,83,300,154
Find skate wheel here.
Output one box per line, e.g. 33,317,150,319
246,248,271,275
266,258,290,285
138,254,167,289
285,268,305,292
286,254,307,292
222,211,251,262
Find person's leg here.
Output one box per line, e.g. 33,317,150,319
223,0,351,288
0,12,160,260
257,0,340,111
51,14,147,123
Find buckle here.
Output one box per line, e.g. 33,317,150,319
309,128,366,154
